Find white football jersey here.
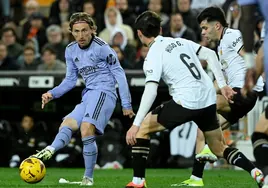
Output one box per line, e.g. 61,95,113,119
143,36,216,110
217,28,264,91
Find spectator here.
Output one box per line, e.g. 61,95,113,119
49,0,72,25
45,25,66,62
1,27,23,60
83,0,104,34
116,0,137,30
110,28,136,65
226,1,241,30
191,0,225,13
20,0,42,43
111,45,130,69
0,120,12,167
37,45,65,71
0,42,19,70
163,13,197,42
176,0,201,41
26,12,47,53
19,45,40,70
99,7,134,44
61,21,73,45
9,115,48,168
133,45,149,69
148,0,169,28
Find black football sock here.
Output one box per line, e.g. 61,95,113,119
131,138,150,178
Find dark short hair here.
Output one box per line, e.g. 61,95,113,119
24,45,35,53
69,12,97,31
1,27,17,39
134,11,161,38
197,7,228,27
42,44,56,55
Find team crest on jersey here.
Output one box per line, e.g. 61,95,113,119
106,54,116,65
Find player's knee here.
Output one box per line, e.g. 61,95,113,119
80,122,95,138
60,118,79,131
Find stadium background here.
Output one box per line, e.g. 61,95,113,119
0,0,266,170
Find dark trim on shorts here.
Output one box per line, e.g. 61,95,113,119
92,92,106,120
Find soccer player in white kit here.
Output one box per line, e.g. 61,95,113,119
242,20,268,188
180,7,264,187
124,10,264,188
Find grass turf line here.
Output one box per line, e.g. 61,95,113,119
0,168,259,188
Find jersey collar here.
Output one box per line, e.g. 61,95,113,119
218,27,228,46
148,35,162,48
78,34,94,49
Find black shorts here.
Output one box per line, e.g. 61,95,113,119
221,87,258,124
151,100,219,132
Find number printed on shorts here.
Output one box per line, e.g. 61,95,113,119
180,53,201,80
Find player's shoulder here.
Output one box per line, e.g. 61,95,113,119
66,41,78,49
93,36,107,46
222,28,241,41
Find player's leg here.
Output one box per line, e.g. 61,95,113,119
252,110,268,185
126,100,193,188
199,105,264,187
80,90,116,186
180,114,227,187
32,104,84,161
216,94,231,113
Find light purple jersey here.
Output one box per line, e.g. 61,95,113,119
49,36,132,109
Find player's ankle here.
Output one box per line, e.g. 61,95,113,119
46,146,55,153
190,175,202,181
132,177,145,185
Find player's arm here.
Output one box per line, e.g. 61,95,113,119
48,48,78,99
101,44,132,110
188,40,236,102
197,46,227,89
239,3,256,68
133,54,162,127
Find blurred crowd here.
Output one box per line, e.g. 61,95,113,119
0,0,264,72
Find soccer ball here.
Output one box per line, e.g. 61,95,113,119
19,157,46,183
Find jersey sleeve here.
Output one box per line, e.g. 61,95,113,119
226,30,244,53
99,44,132,109
143,50,163,83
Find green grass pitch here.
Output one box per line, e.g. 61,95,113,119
0,168,259,188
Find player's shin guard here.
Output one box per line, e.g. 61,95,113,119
223,147,255,173
132,138,150,178
192,158,206,179
51,126,72,151
82,136,97,178
252,132,268,175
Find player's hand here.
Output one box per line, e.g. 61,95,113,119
126,125,140,146
123,108,135,118
241,68,257,97
220,86,237,103
41,92,53,109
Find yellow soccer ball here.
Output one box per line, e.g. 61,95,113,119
19,157,46,183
